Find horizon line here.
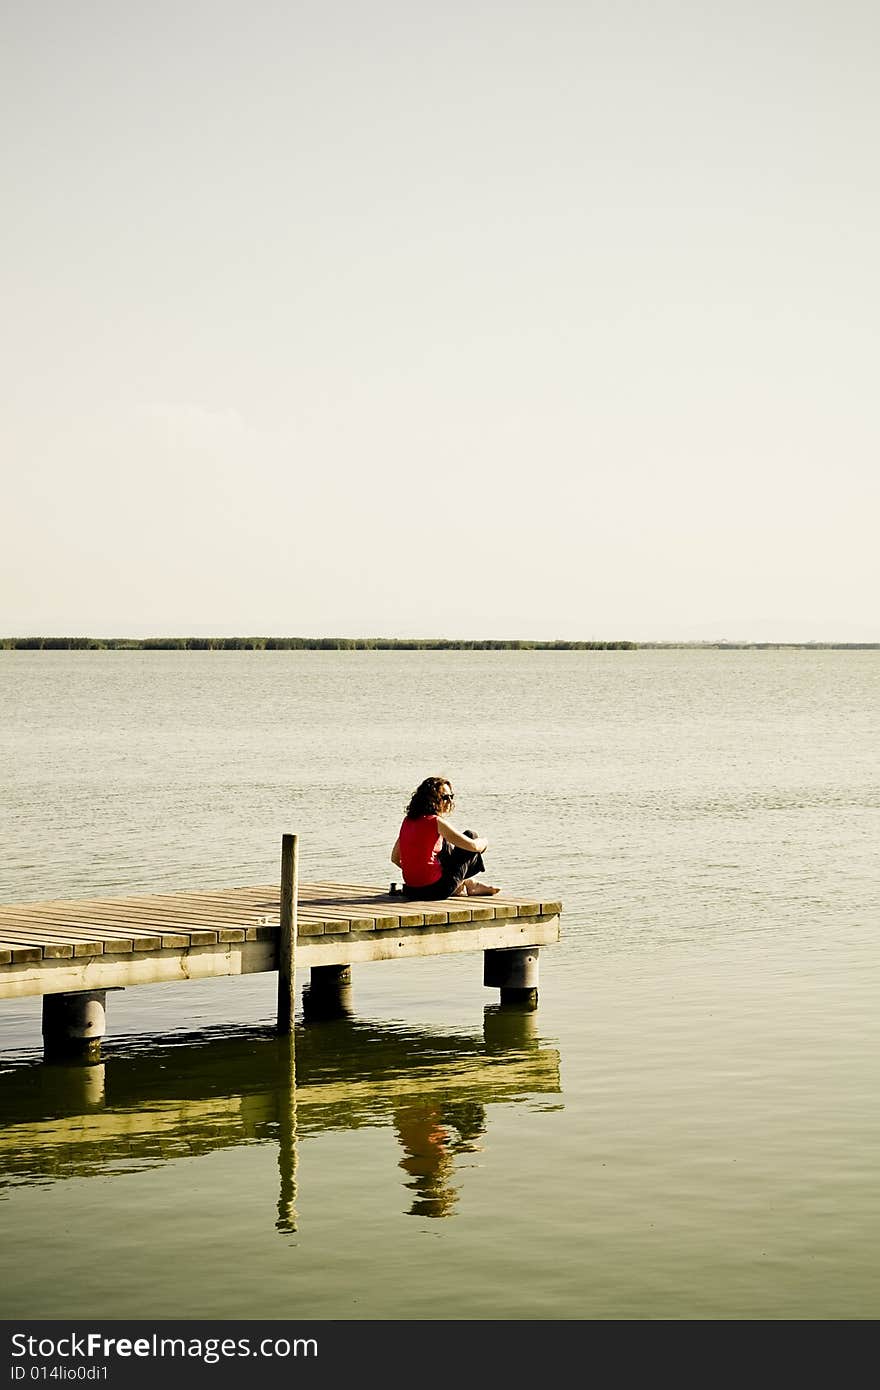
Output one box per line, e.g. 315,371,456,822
2,636,878,652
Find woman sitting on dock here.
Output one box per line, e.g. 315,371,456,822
391,777,500,900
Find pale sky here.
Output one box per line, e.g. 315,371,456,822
2,0,878,640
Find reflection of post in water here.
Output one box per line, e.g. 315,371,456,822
483,1000,540,1051
47,1059,107,1110
302,966,353,1023
275,1037,298,1235
393,1098,486,1219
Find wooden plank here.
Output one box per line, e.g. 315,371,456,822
305,881,430,912
300,906,404,931
0,902,220,948
122,887,272,903
0,913,150,953
0,912,134,943
71,891,276,926
0,912,139,942
307,880,406,895
491,896,541,914
58,916,203,951
296,907,373,931
214,927,247,942
41,904,223,938
0,897,246,935
393,901,496,923
0,925,106,958
18,937,74,960
303,895,461,925
317,918,353,936
301,899,437,924
50,900,250,930
297,891,406,911
249,924,279,942
0,925,98,952
484,901,517,918
10,922,152,956
0,942,42,964
12,906,193,950
308,881,504,915
305,882,529,921
0,898,254,946
0,904,156,935
98,901,259,924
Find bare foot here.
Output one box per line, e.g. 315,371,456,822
451,882,468,896
465,880,501,896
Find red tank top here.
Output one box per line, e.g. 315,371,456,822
399,815,443,887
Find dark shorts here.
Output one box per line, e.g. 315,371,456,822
401,832,486,900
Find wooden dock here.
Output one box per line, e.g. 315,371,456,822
0,867,561,1058
0,881,561,999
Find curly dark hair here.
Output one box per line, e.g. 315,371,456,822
405,776,453,819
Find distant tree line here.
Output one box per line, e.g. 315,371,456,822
2,637,877,651
0,636,639,651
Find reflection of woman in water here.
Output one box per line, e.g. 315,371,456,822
393,1099,487,1218
391,776,500,900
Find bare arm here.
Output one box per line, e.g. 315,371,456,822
390,836,401,868
435,816,488,855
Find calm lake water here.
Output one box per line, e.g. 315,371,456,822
1,650,878,1319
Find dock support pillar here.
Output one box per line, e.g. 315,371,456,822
42,990,107,1061
276,833,299,1034
304,965,353,1021
483,947,539,1008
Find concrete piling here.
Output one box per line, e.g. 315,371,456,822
483,946,539,1007
42,990,107,1061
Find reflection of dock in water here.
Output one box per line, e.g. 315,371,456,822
0,1010,561,1223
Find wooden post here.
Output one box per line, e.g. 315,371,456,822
276,833,299,1034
